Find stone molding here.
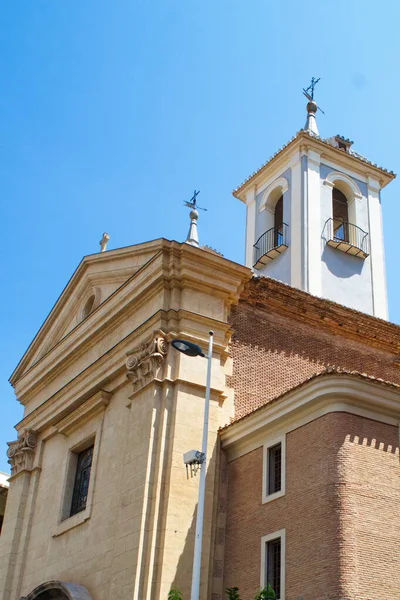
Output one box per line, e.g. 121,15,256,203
7,429,37,476
126,329,168,394
54,390,112,436
20,580,93,600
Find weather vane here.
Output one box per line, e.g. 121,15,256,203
184,190,207,212
303,77,325,114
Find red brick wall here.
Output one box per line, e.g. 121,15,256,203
228,300,400,420
223,412,400,600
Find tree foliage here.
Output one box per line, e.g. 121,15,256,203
168,590,183,600
254,585,277,600
225,587,242,600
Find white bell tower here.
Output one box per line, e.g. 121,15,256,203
234,91,395,320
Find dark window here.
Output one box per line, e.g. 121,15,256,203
338,141,347,151
266,538,281,598
0,514,3,534
268,443,282,495
70,445,94,517
274,196,283,247
332,188,349,242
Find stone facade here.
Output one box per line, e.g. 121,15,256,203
0,473,9,536
0,240,250,600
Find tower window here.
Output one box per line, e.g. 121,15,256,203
332,188,349,242
70,445,94,517
274,196,284,247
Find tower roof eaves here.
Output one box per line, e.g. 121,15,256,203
233,130,396,202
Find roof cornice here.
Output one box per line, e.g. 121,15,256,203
10,241,250,404
242,276,400,355
220,372,400,459
233,130,396,201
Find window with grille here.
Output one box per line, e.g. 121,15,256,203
268,443,282,495
265,537,281,599
70,445,94,517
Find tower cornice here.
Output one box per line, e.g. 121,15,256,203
233,130,396,202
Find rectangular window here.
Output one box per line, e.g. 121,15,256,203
70,445,94,517
263,436,285,503
268,443,282,495
261,529,285,600
266,538,281,598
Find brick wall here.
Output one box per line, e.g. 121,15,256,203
228,279,400,420
223,412,400,600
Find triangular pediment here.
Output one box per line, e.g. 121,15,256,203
11,240,165,382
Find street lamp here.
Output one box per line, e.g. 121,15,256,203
171,330,214,600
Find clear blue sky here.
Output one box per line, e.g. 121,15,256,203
2,0,400,472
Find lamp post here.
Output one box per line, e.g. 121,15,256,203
171,331,214,600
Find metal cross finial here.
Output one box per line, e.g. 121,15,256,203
303,77,325,115
190,189,200,207
303,77,320,100
184,189,207,212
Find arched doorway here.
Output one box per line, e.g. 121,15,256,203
20,581,93,600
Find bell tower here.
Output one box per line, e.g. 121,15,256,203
234,86,395,320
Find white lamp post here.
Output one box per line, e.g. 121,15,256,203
171,331,214,600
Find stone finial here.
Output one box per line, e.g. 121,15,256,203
7,429,37,476
186,208,200,247
304,100,319,135
99,232,110,252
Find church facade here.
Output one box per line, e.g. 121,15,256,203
1,101,400,600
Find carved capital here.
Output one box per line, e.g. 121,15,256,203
7,429,37,476
126,329,168,394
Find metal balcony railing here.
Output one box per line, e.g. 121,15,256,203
324,218,369,258
253,223,288,269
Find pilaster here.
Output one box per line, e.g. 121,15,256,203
290,152,302,289
367,176,388,319
307,149,322,296
245,188,256,269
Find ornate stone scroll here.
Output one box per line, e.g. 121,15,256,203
126,329,168,394
7,429,37,476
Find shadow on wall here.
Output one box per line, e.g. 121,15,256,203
169,440,219,600
322,245,365,278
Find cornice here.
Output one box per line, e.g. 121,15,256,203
233,131,395,201
15,308,233,432
243,276,400,355
220,373,400,460
10,238,168,382
11,243,250,403
54,390,112,436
